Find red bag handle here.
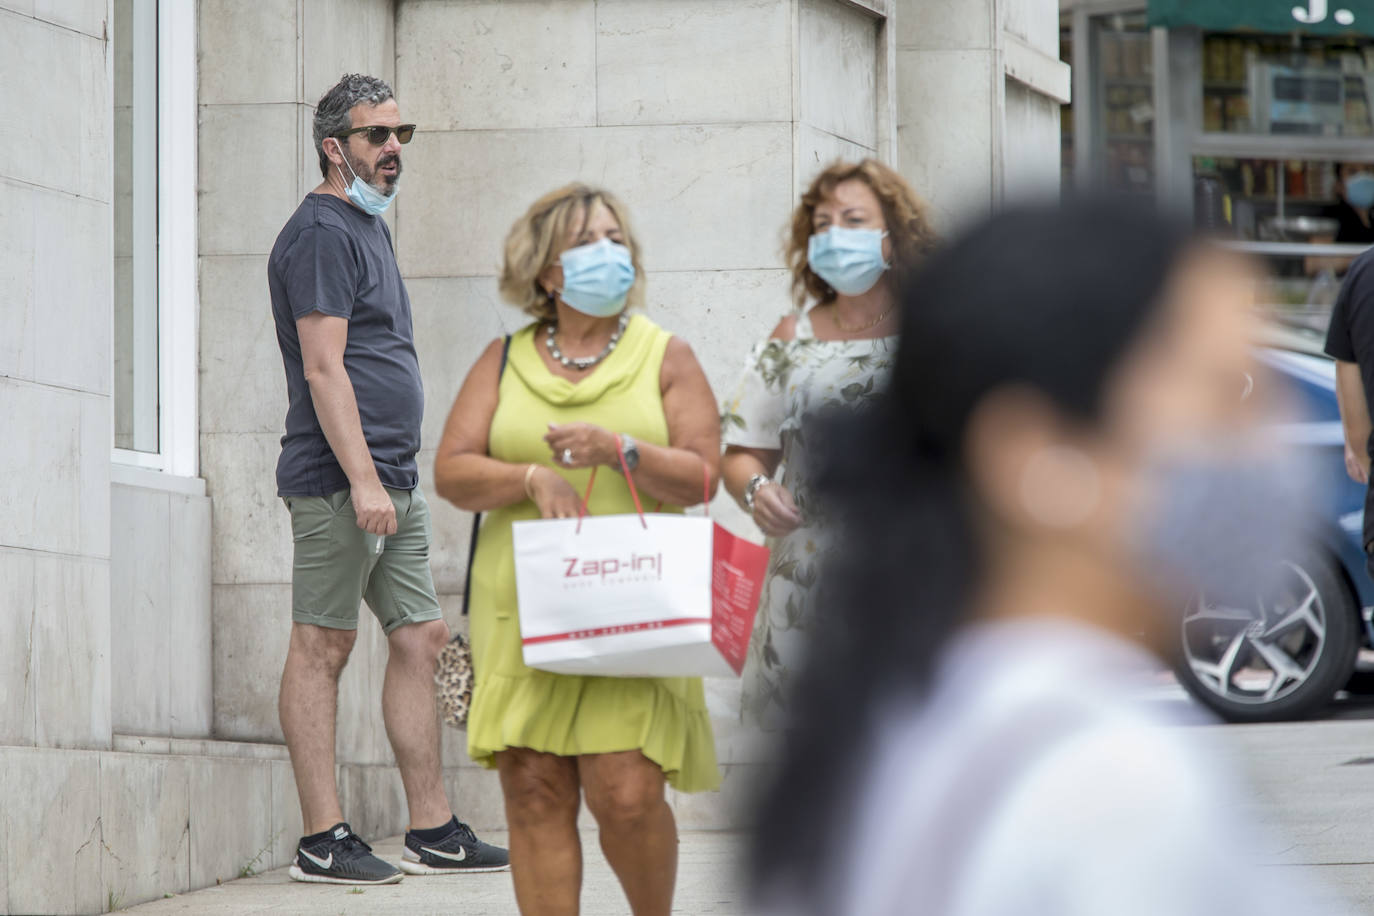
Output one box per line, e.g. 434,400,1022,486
573,440,711,532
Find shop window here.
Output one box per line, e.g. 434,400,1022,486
113,0,158,454
1096,13,1155,194
1064,10,1156,196
1201,33,1374,137
1194,153,1374,337
110,0,197,477
1191,31,1374,341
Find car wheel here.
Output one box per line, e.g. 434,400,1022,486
1172,550,1360,722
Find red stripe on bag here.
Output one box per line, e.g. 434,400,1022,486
522,617,711,645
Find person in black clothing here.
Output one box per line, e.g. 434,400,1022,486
1326,162,1374,244
1306,163,1374,280
1326,246,1374,570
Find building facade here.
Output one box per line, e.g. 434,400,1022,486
0,0,1064,911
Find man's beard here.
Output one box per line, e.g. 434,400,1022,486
345,151,402,194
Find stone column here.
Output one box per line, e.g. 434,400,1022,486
0,3,113,912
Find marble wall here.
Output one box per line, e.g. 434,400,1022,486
0,2,113,755
894,0,1068,231
110,482,213,738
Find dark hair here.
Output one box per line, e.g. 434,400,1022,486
749,198,1197,910
313,74,394,177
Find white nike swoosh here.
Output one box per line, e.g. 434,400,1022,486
300,848,334,870
421,845,467,862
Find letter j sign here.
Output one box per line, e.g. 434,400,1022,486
1147,1,1374,35
1294,2,1355,25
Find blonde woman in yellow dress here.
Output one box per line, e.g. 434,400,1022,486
434,184,721,916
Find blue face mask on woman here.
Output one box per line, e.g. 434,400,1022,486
808,227,890,296
1133,442,1316,610
333,140,397,216
558,238,636,317
1347,173,1374,211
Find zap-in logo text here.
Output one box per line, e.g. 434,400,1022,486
561,552,664,586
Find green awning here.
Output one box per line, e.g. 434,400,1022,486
1148,1,1374,36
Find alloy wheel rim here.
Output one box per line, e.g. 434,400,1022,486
1181,561,1328,705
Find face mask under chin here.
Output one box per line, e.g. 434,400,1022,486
332,141,398,216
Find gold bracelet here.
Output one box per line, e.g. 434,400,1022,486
523,463,539,499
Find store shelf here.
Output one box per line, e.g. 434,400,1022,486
1193,133,1374,160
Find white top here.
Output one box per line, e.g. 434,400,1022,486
720,306,897,728
831,618,1347,916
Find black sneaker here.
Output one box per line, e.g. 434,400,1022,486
400,818,510,875
288,823,403,885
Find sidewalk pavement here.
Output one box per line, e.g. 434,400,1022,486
120,830,748,915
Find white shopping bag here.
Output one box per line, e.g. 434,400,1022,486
511,460,768,678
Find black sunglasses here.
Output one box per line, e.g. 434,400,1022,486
333,124,416,146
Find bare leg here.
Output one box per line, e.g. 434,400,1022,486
497,749,583,916
383,618,453,830
279,623,357,835
579,751,677,916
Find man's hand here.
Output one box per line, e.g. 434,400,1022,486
1347,443,1371,484
351,479,398,535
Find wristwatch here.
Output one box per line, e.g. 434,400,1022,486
619,434,641,471
744,473,771,511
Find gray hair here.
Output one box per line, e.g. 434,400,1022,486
313,74,394,177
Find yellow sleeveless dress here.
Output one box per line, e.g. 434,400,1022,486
465,314,721,793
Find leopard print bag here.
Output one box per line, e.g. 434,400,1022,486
435,336,508,732
435,633,473,730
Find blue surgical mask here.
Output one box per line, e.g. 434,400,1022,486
1347,173,1374,211
333,141,397,216
558,238,636,317
808,227,890,296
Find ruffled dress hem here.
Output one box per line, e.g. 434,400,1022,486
466,668,722,794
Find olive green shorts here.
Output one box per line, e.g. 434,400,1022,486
284,486,444,635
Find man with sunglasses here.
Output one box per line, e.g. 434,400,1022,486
268,73,508,886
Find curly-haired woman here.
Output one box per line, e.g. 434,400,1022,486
720,158,938,729
434,183,721,915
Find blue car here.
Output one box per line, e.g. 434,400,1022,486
1173,337,1374,722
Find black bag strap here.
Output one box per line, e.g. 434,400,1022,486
462,335,511,616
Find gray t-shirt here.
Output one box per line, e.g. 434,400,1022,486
268,193,424,497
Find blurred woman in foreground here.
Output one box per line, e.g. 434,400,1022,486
751,200,1345,916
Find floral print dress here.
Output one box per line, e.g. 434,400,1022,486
722,307,896,729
